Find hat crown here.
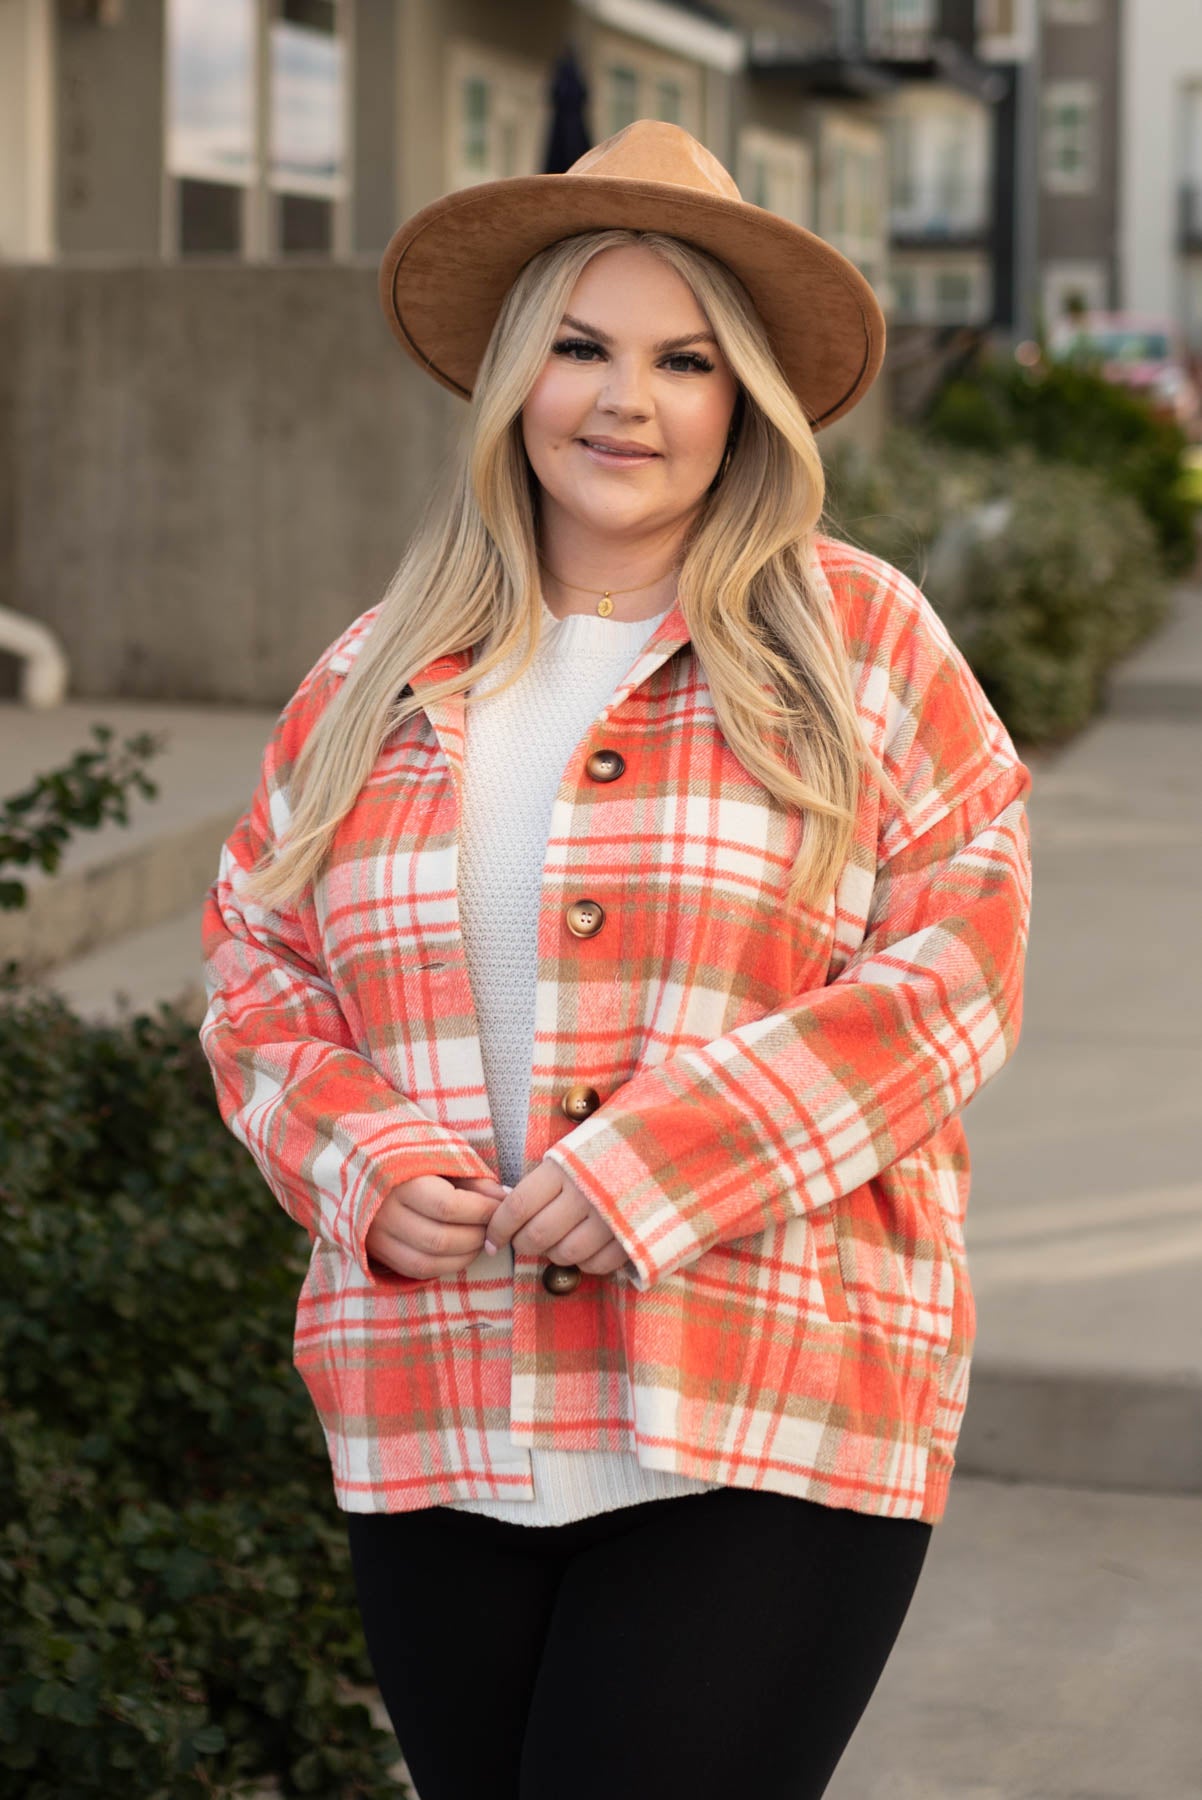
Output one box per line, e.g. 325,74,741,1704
566,119,742,204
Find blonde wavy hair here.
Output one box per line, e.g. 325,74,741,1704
244,227,897,916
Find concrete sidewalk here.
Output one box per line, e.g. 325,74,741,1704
827,1474,1202,1800
956,583,1202,1493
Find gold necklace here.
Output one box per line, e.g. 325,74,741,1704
538,558,680,617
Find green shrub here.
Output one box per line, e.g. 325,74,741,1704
925,353,1198,576
823,427,999,590
946,459,1171,743
0,990,406,1798
822,432,1171,745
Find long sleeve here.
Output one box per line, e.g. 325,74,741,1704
199,640,495,1291
543,614,1033,1294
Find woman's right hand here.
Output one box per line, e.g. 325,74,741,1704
365,1174,509,1280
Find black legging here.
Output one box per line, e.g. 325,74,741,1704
345,1484,933,1800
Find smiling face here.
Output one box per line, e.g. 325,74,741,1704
520,244,741,560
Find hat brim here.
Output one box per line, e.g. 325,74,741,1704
378,176,886,431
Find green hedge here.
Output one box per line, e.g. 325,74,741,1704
924,353,1198,577
823,432,1172,745
0,990,406,1799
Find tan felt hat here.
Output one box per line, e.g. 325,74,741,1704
378,119,886,432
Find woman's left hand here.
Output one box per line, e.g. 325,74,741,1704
483,1160,631,1275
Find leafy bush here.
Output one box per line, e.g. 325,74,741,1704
924,352,1198,576
823,432,1171,745
0,991,406,1798
0,725,163,915
943,458,1170,742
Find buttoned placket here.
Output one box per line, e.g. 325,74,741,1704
401,606,693,1441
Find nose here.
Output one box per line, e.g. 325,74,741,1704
596,353,653,421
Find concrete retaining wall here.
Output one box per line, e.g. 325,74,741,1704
1,263,461,706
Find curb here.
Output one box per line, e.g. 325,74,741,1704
956,1364,1202,1495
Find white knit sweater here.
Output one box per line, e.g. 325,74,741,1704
449,597,723,1526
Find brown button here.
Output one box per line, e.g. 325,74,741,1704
542,1263,582,1295
561,1083,601,1121
586,749,625,782
565,899,605,939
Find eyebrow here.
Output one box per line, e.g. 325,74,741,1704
559,313,718,353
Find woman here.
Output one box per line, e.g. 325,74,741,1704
200,122,1032,1800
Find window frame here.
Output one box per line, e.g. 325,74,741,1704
444,39,549,191
1041,79,1097,195
736,125,813,228
887,255,992,325
162,0,353,261
817,112,887,297
591,30,703,141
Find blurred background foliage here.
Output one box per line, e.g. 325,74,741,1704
0,991,407,1799
822,350,1183,745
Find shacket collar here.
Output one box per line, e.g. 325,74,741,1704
388,600,694,796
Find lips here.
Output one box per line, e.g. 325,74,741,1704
577,438,660,461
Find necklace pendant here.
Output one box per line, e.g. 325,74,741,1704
597,592,614,617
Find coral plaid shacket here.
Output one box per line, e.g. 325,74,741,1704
199,535,1033,1526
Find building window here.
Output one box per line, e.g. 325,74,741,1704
887,96,991,235
166,0,257,204
934,270,973,321
177,177,244,254
164,0,350,259
886,258,990,324
737,127,812,227
976,0,1037,60
270,0,345,254
1182,84,1202,240
462,76,489,174
1042,81,1096,193
871,0,935,28
607,66,640,134
593,34,701,140
819,117,886,294
889,266,919,320
866,0,936,57
977,0,1017,32
933,115,971,221
1045,0,1099,22
655,79,683,125
888,113,916,211
446,43,548,190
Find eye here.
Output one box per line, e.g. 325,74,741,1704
551,337,604,361
550,340,712,376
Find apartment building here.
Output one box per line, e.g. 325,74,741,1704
1035,0,1121,331
1121,0,1202,355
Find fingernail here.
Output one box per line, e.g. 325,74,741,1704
484,1238,498,1255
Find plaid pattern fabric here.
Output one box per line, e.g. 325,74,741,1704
200,536,1032,1524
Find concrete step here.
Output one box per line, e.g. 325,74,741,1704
0,699,276,975
40,902,209,1024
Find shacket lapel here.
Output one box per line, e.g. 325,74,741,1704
397,605,694,1192
402,600,693,778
